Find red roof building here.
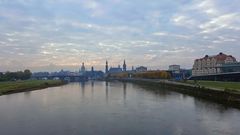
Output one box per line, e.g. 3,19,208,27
192,52,237,76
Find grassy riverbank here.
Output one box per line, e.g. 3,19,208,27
119,78,240,108
184,80,240,91
0,80,66,95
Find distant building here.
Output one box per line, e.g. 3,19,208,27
32,72,50,77
79,62,86,75
169,65,180,73
105,60,127,74
105,61,109,73
136,66,147,72
91,66,94,72
170,69,192,81
108,67,122,73
123,60,127,72
168,65,191,80
192,52,238,76
132,66,134,71
85,70,104,80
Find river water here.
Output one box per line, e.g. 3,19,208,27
0,81,239,135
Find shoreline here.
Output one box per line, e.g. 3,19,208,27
117,78,240,108
0,80,67,96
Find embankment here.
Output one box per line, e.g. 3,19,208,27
0,80,67,96
120,78,240,108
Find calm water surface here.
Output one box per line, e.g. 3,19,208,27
0,81,240,135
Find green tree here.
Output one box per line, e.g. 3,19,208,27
23,69,32,80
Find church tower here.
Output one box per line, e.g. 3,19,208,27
105,61,109,73
91,66,94,72
80,62,86,73
123,60,127,72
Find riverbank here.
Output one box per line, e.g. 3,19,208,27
183,80,240,91
0,80,66,96
118,78,240,108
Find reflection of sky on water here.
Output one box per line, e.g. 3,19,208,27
0,81,239,135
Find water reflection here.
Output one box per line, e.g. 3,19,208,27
135,83,172,100
194,98,231,113
91,81,94,99
24,91,31,98
105,81,109,103
123,82,127,104
0,81,239,135
80,81,85,98
91,81,94,87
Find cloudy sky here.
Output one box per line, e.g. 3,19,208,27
0,0,240,72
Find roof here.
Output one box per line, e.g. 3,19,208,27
195,52,237,62
109,67,122,73
136,66,147,69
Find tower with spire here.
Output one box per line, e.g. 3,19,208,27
123,60,127,72
80,62,86,73
91,66,94,72
105,60,109,73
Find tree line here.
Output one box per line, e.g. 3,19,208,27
108,71,171,79
132,71,171,79
0,69,32,81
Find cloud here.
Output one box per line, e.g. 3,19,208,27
144,54,157,61
212,36,237,44
153,32,167,36
153,32,190,39
0,0,239,71
194,0,219,16
171,15,199,29
199,13,240,33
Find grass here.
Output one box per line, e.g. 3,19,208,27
185,80,240,91
0,80,65,95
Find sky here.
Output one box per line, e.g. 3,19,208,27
0,0,240,72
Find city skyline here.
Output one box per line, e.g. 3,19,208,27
0,0,240,72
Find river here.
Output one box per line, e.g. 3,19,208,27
0,81,239,135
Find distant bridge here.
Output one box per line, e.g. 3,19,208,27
189,72,240,81
32,75,88,82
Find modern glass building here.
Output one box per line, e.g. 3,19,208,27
220,62,240,73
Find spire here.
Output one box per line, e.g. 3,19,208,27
105,60,109,73
123,59,127,71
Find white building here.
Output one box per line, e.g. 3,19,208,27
192,52,237,76
169,65,180,73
